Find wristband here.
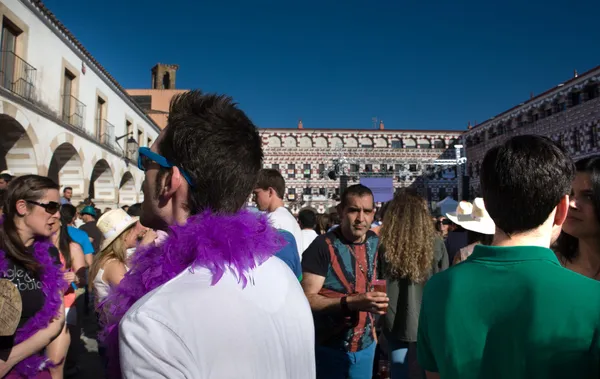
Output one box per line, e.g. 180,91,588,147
340,296,350,314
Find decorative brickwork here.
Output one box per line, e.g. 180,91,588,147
260,128,464,213
465,65,600,196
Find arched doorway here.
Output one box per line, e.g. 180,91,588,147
118,172,137,206
0,114,38,176
90,159,115,205
48,143,84,201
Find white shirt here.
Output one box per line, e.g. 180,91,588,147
119,257,316,379
300,229,318,253
268,207,303,256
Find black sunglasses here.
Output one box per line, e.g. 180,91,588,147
26,200,60,214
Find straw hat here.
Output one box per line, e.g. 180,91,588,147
97,209,139,251
446,198,495,235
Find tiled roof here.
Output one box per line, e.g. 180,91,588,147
30,0,161,131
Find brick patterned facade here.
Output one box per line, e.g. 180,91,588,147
465,66,600,197
260,127,464,214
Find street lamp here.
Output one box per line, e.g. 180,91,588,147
115,133,139,162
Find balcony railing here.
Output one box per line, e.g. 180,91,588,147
96,119,116,149
61,95,86,130
0,50,36,101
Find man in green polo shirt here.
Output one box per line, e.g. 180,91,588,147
417,135,600,379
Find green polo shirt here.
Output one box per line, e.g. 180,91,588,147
417,244,600,379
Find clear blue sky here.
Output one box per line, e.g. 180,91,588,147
43,0,600,131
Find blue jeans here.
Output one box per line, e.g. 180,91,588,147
387,338,422,379
316,341,376,379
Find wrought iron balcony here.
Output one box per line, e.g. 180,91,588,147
96,119,116,149
61,95,86,129
0,50,36,101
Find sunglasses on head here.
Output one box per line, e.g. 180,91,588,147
27,200,60,215
137,147,195,188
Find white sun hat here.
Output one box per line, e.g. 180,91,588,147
97,209,139,251
446,198,495,235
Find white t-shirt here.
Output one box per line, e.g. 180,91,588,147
119,257,316,379
301,229,318,253
268,207,303,256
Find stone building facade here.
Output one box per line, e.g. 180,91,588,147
465,65,600,196
262,122,464,214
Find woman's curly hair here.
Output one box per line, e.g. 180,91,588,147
380,189,435,283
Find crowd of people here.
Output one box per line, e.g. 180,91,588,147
0,89,599,379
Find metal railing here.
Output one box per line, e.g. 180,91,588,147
96,119,116,149
0,50,36,101
61,95,86,129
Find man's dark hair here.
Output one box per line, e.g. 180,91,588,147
298,209,317,229
255,169,285,199
60,203,77,223
157,90,263,214
63,186,73,193
0,173,12,183
127,203,142,217
480,134,574,235
339,184,374,210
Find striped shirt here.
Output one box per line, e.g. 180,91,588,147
302,229,379,352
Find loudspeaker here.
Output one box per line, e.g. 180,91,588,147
339,175,349,195
462,175,470,200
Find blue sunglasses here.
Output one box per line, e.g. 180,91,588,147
137,147,195,188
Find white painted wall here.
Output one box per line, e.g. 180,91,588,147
0,0,160,207
5,0,159,145
0,98,145,203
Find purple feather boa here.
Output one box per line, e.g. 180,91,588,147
98,209,284,378
0,218,67,376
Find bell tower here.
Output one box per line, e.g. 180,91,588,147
151,63,179,90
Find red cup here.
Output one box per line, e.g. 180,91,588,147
372,279,387,293
372,279,388,313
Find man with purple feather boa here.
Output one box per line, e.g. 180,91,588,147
99,91,316,378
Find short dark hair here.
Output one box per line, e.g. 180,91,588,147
255,169,285,199
480,135,574,235
0,173,12,182
157,90,263,214
339,184,374,210
63,187,72,194
60,203,77,223
127,203,142,217
298,209,317,229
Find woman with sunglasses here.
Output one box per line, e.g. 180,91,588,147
0,175,66,379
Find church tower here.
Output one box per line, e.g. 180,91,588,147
151,63,179,90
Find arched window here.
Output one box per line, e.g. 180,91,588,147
163,72,171,89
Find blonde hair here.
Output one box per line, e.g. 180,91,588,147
380,190,435,283
89,225,134,291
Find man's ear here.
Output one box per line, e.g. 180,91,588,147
162,167,184,199
554,194,569,227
